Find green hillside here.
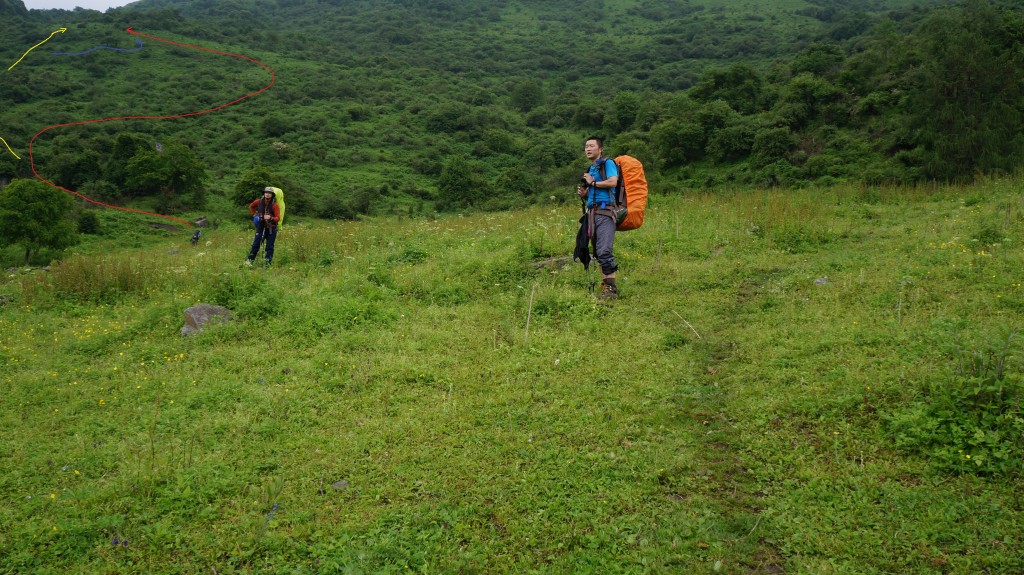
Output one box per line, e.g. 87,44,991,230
4,0,1022,239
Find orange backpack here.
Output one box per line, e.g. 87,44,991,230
598,155,648,231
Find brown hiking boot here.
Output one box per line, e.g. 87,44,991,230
597,282,618,300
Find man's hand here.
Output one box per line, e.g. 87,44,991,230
576,184,588,199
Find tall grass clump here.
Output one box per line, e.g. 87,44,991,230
721,186,844,252
282,225,345,266
18,252,169,305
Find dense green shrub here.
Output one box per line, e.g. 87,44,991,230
76,209,101,235
751,127,796,167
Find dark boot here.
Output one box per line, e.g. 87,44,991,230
597,280,618,300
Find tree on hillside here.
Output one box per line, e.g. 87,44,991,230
907,0,1024,180
0,179,78,265
0,0,28,17
790,42,845,77
0,157,16,184
689,63,764,115
125,141,208,209
437,155,482,211
9,0,1022,200
104,133,151,192
751,126,796,168
606,91,641,133
773,73,844,130
50,150,103,191
510,79,544,113
647,94,698,167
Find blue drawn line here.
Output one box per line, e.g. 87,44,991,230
53,39,142,56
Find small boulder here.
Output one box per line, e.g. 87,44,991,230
532,256,571,271
181,304,233,336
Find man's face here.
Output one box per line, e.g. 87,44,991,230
584,139,602,161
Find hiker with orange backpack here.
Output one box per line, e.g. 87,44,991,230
573,137,649,299
245,186,281,266
576,136,621,300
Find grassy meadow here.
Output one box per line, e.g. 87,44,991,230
1,180,1022,574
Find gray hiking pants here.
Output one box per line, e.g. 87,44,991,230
592,212,618,276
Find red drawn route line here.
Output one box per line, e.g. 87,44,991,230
29,26,276,229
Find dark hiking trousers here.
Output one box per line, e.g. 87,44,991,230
247,222,278,263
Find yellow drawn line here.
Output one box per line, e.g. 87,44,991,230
0,136,21,160
7,27,67,71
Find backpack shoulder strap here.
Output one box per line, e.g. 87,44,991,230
596,158,626,208
615,159,626,206
603,158,626,207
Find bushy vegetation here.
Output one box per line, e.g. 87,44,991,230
2,0,1023,227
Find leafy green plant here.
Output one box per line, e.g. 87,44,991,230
887,329,1024,476
973,223,1004,246
202,272,285,321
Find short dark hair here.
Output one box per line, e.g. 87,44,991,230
586,136,604,148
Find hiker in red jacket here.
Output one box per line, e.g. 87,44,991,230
245,187,281,266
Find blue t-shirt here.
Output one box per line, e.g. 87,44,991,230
587,158,618,208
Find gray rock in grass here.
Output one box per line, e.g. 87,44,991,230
181,304,233,336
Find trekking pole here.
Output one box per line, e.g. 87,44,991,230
261,219,270,261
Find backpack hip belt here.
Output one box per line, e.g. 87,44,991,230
587,206,619,237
